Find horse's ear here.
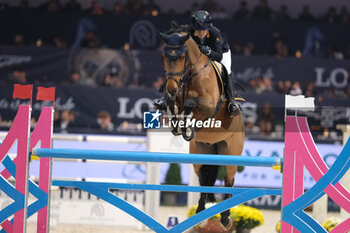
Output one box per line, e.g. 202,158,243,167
157,30,169,43
179,33,190,45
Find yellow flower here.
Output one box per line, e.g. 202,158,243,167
322,217,341,232
187,205,198,218
188,204,264,229
276,220,281,232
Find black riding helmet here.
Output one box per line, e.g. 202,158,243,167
191,10,212,30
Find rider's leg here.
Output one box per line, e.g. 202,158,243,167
221,49,240,116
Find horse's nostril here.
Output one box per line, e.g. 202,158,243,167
168,88,177,96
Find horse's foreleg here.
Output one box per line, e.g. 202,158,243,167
220,165,237,227
196,165,219,213
181,98,197,141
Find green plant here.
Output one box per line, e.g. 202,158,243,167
217,166,245,181
187,204,264,230
165,163,182,185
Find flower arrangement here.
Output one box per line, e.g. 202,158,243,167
231,205,264,231
322,217,341,232
187,204,264,231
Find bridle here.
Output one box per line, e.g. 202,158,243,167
160,32,225,134
163,43,211,103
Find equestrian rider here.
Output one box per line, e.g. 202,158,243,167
154,10,239,116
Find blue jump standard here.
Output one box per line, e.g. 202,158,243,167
33,148,282,167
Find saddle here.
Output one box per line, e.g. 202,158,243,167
211,61,246,103
211,61,225,98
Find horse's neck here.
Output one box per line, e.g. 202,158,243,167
186,38,208,65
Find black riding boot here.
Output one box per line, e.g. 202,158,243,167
225,74,240,116
153,97,166,111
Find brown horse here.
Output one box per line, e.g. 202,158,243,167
158,25,245,229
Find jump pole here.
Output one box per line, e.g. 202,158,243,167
32,148,282,167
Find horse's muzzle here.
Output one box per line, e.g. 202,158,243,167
168,88,178,97
165,91,177,104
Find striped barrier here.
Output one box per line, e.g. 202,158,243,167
0,88,349,233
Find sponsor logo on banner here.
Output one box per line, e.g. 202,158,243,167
0,55,32,68
129,20,158,49
234,67,274,82
117,97,154,119
315,67,348,88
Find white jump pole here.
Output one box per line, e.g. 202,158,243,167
146,130,190,229
145,162,161,230
187,165,200,208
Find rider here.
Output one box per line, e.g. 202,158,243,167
190,10,239,116
154,10,239,116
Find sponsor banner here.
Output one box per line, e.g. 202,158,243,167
0,84,348,133
236,140,343,189
0,45,71,84
0,188,143,228
0,46,135,85
232,55,350,90
245,195,339,211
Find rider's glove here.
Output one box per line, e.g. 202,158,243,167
200,45,211,56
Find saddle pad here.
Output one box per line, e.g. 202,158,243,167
211,61,224,97
213,61,223,74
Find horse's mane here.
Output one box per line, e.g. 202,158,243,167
167,21,191,34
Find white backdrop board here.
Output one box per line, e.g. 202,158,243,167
146,130,195,221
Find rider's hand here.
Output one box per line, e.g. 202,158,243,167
200,45,211,56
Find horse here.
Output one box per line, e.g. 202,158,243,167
158,25,245,230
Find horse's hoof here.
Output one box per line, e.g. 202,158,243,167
182,127,195,141
197,219,208,228
220,217,233,230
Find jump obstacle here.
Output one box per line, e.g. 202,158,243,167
0,86,349,233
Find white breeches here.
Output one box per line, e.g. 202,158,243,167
221,49,232,75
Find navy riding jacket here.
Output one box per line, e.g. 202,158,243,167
190,26,230,62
